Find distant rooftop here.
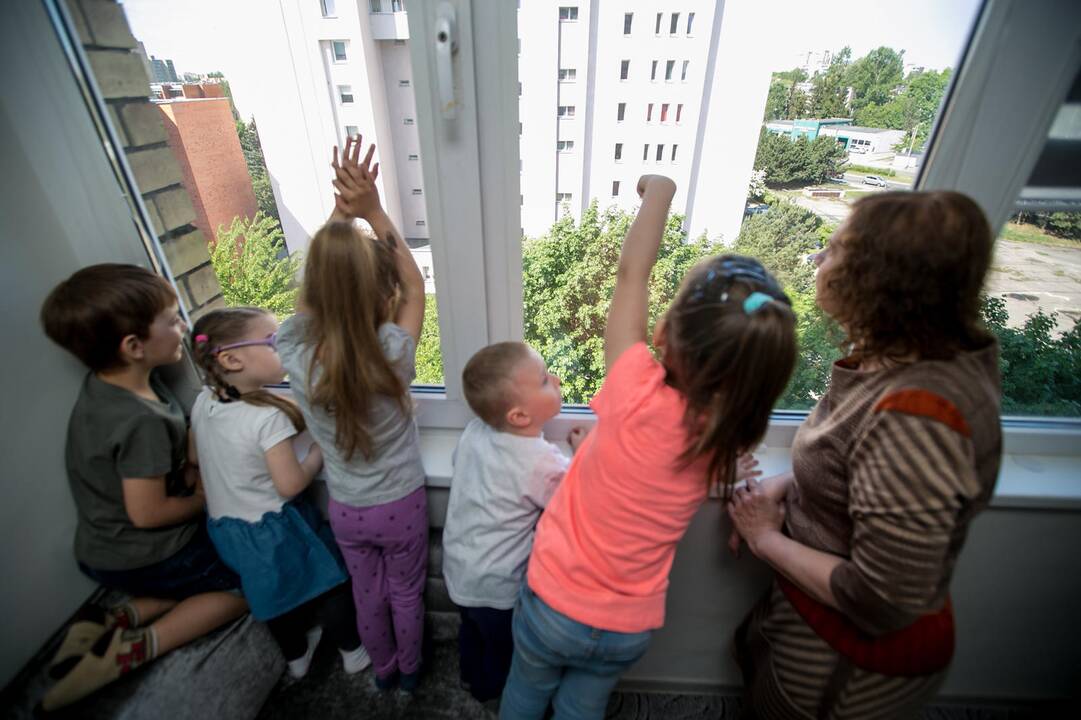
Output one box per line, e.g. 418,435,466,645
830,125,901,134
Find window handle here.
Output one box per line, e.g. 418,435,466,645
435,2,458,120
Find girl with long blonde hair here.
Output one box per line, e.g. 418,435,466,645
275,137,428,692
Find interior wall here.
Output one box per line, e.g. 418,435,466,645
0,1,154,685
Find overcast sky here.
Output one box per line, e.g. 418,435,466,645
121,0,983,119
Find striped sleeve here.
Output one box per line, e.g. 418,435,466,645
829,389,979,635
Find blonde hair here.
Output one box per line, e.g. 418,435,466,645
462,342,533,429
191,307,306,431
301,220,407,461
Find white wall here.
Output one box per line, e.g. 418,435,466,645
0,1,152,685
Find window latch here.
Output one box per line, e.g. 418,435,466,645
435,2,459,120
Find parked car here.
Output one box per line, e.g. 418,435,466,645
863,174,888,187
744,202,770,217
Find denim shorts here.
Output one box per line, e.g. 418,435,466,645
79,524,240,600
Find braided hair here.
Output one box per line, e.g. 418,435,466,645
191,307,306,431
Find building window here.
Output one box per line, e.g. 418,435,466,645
412,188,423,195
623,13,633,35
369,0,381,12
416,219,426,226
614,143,623,161
392,0,404,10
558,6,578,21
671,144,678,162
676,103,684,123
642,143,649,161
404,117,415,125
617,102,626,121
556,140,575,151
345,124,359,137
620,60,629,80
612,181,620,197
556,192,572,202
558,105,576,117
656,144,664,162
646,103,654,121
559,68,577,81
651,60,658,81
399,79,411,87
665,60,675,81
332,41,347,62
687,12,695,34
670,12,680,34
422,266,430,279
338,85,354,103
654,12,662,34
408,153,419,161
661,104,669,122
320,0,336,18
682,60,689,81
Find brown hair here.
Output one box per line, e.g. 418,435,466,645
191,307,306,431
301,220,406,461
462,341,534,429
41,263,177,372
664,255,797,498
825,191,993,361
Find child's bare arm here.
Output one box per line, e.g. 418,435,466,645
122,477,205,529
333,139,426,342
264,440,323,498
604,175,676,371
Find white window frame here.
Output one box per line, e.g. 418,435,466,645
331,40,348,63
337,84,354,103
403,0,1081,454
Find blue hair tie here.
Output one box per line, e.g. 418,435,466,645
743,292,774,315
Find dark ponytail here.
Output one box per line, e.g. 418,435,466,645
191,307,306,432
664,255,797,498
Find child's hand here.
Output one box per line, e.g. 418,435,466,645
332,135,382,220
735,452,762,486
567,426,589,453
636,174,677,200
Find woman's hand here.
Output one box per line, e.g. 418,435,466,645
728,476,786,558
567,426,589,453
331,135,382,221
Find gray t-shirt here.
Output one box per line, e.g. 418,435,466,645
442,419,570,609
277,314,426,507
66,373,198,571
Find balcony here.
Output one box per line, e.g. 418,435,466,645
369,11,409,41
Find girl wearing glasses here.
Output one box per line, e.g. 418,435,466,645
190,307,371,680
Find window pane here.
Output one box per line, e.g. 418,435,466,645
624,13,633,35
123,0,444,385
518,1,983,406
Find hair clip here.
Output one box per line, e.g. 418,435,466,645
743,292,774,315
194,334,210,344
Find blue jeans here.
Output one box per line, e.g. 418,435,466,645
499,586,652,720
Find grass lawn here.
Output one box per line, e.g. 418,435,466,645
1000,221,1081,249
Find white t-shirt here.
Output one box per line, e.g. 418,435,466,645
442,418,571,609
190,388,299,523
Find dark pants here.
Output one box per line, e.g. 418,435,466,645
265,581,360,661
459,605,515,702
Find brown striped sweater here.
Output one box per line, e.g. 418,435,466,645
786,339,1002,636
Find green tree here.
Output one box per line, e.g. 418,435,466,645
236,118,280,221
846,46,905,113
522,203,715,403
210,212,302,316
764,81,789,121
415,295,445,384
752,129,847,187
808,47,852,118
855,68,950,150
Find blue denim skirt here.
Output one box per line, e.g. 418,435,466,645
207,497,347,621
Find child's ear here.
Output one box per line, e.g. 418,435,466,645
216,351,244,372
505,405,531,430
652,314,669,357
118,334,144,364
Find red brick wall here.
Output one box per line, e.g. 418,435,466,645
157,98,257,242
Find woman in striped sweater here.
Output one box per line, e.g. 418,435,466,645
728,191,1002,719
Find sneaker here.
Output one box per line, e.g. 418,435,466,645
286,627,323,680
374,670,399,691
339,645,371,674
48,620,107,680
400,666,421,693
41,628,151,711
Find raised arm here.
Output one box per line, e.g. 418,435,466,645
604,175,676,371
332,137,426,342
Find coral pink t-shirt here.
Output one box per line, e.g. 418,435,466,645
526,342,709,633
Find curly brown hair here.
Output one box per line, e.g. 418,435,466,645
824,190,994,361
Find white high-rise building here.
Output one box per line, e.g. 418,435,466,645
518,1,772,243
238,0,770,275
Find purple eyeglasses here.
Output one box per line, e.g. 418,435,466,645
210,332,278,354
